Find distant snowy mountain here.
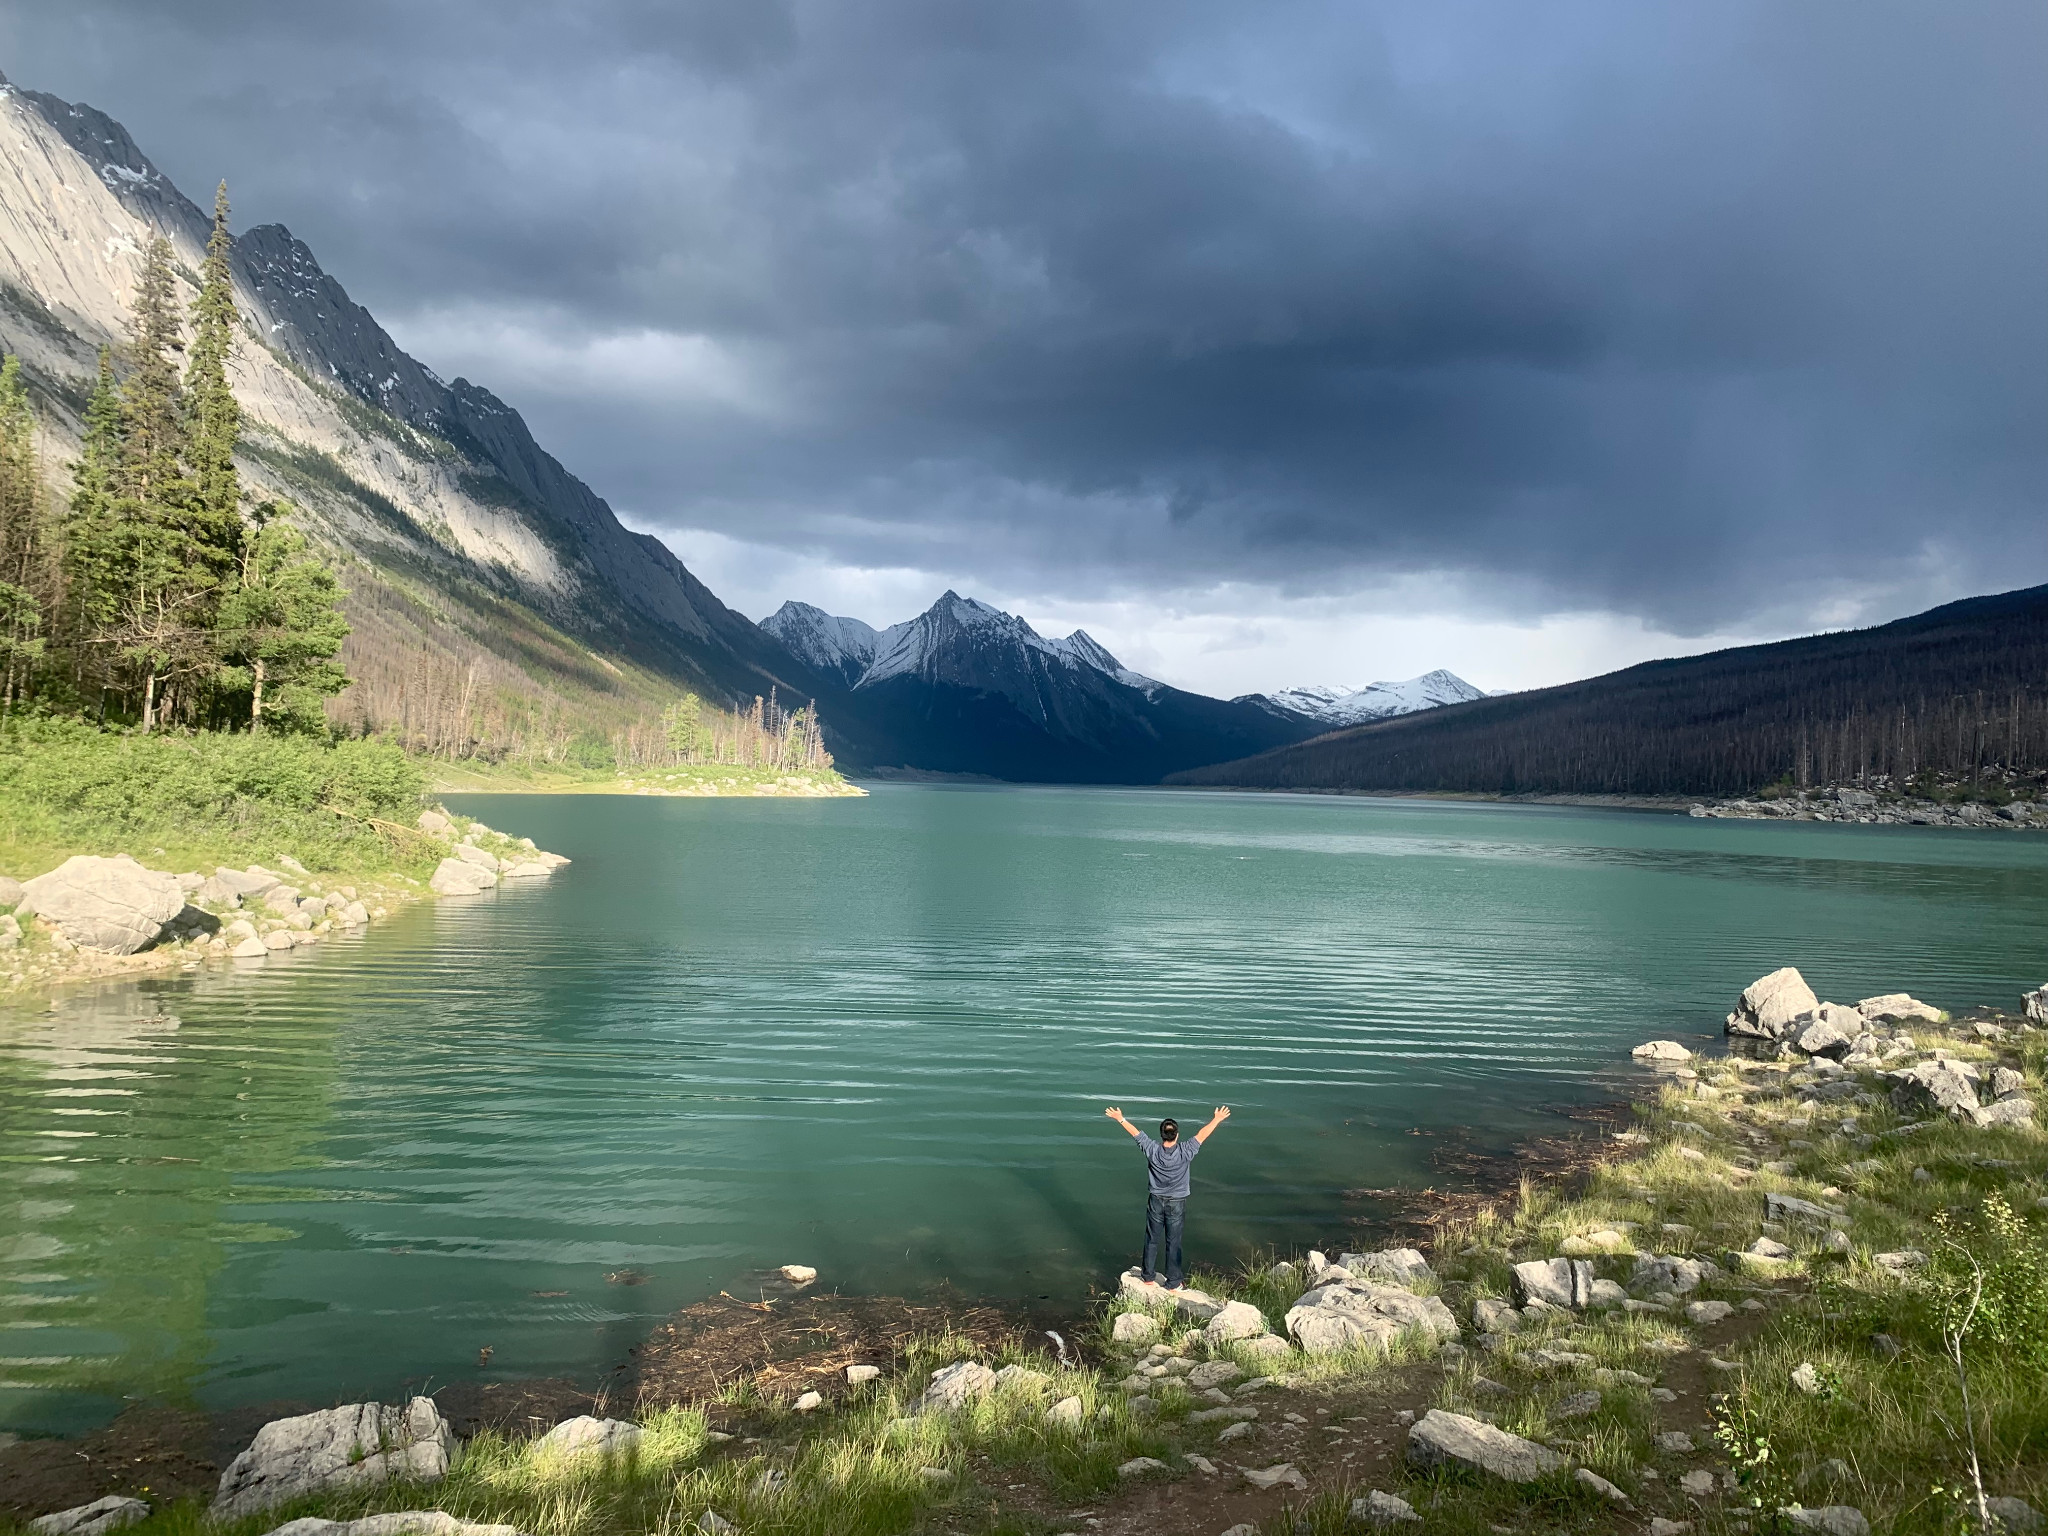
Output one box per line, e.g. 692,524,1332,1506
1243,669,1486,728
756,591,1307,781
759,601,881,688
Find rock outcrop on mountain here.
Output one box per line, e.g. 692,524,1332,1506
760,592,1311,782
0,72,834,750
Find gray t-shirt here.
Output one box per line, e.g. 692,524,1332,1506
1135,1132,1201,1197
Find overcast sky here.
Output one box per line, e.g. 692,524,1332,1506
6,1,2043,695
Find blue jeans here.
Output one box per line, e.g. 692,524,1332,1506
1142,1193,1186,1288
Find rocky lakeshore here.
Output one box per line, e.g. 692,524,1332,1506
0,809,567,997
8,968,2047,1536
1690,784,2045,828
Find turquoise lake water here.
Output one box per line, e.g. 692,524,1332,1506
3,785,2046,1433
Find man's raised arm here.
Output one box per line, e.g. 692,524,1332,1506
1193,1105,1231,1144
1105,1106,1143,1139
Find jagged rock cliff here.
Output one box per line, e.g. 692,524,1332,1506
0,72,825,750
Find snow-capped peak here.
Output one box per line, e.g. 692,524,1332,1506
1244,668,1486,727
762,591,1162,694
759,600,881,684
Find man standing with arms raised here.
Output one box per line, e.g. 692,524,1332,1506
1104,1105,1230,1293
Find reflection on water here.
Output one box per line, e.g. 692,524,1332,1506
3,786,2045,1434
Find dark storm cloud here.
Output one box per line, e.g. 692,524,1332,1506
5,0,2043,630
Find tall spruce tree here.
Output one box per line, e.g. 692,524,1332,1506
62,348,127,713
116,234,217,729
185,184,243,554
0,356,48,717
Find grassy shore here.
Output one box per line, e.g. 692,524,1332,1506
428,760,865,798
7,992,2042,1536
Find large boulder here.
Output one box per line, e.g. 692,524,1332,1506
1890,1060,1982,1121
1205,1300,1269,1343
534,1416,643,1459
1285,1281,1457,1356
1794,1010,1856,1059
20,856,183,953
1630,1254,1719,1295
2025,985,2048,1027
454,844,501,872
261,1515,522,1536
1405,1408,1564,1482
212,1399,454,1521
1512,1257,1594,1309
1632,1040,1693,1062
1339,1248,1434,1286
27,1497,150,1536
430,858,497,896
1859,994,1944,1026
917,1360,998,1414
1728,967,1820,1038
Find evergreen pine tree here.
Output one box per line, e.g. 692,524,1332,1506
184,183,243,559
0,356,47,716
216,501,350,731
62,348,127,711
116,234,214,729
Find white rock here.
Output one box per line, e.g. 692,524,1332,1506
993,1364,1051,1391
1188,1360,1242,1390
793,1391,822,1412
1632,1254,1719,1295
1238,1335,1291,1362
779,1264,818,1284
1117,1456,1169,1478
1285,1281,1457,1355
20,856,183,953
1576,1468,1630,1504
1338,1247,1434,1285
535,1416,644,1459
1045,1396,1084,1427
1686,1300,1734,1325
1859,993,1943,1026
262,930,294,950
1649,1521,1693,1536
232,936,271,959
27,1497,150,1536
846,1364,881,1385
1405,1409,1564,1482
1786,1507,1870,1536
1513,1256,1598,1308
417,811,452,834
1112,1311,1161,1343
454,844,500,871
1243,1463,1308,1491
501,862,551,879
261,1515,521,1536
430,858,497,896
1791,1362,1823,1394
0,873,23,908
1350,1490,1422,1526
1633,1040,1694,1061
1204,1299,1269,1343
1730,967,1821,1038
212,1398,454,1520
918,1360,998,1413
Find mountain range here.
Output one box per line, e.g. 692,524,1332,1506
0,69,1480,786
1239,670,1488,728
1172,584,2048,797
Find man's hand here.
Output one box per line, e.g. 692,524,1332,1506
1194,1105,1231,1144
1105,1106,1141,1138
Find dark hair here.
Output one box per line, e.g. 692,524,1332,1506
1159,1118,1179,1141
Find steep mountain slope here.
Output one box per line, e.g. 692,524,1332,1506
762,592,1312,782
0,74,835,755
759,601,880,689
1245,669,1487,728
1172,585,2048,797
